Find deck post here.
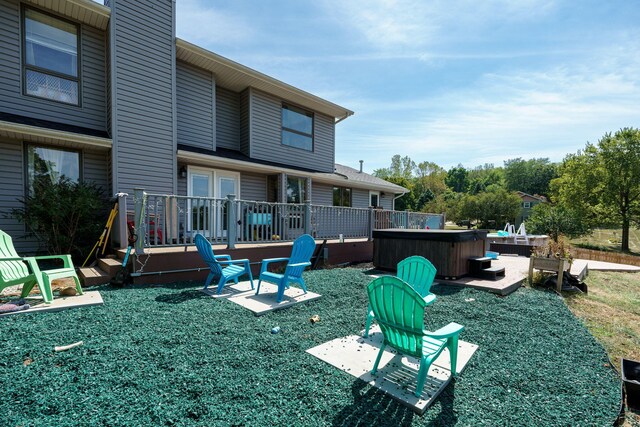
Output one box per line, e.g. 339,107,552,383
115,193,128,249
304,201,312,236
368,207,375,241
226,194,237,249
404,210,410,229
133,188,145,255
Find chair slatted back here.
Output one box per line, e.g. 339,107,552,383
367,276,426,358
285,234,315,278
397,256,437,297
194,234,222,277
0,230,30,283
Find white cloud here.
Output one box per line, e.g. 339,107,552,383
337,56,640,171
176,0,254,46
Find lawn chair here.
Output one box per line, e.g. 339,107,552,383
194,234,254,294
363,255,437,337
255,234,315,303
0,230,82,304
367,276,464,397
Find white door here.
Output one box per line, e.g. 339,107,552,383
216,171,240,237
188,168,213,237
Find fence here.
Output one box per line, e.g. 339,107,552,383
128,189,445,253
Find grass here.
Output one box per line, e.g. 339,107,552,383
570,228,640,254
0,269,621,426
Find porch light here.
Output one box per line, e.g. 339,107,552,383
179,166,187,178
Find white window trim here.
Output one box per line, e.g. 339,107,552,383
523,201,531,208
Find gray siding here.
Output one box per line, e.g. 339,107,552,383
217,86,241,151
84,149,110,193
0,139,32,253
176,61,214,150
240,173,266,202
380,193,394,210
110,0,175,194
352,188,370,209
0,0,107,131
239,89,250,155
248,88,335,173
311,182,333,206
177,163,187,196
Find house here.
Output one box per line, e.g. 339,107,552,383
0,0,409,253
515,191,547,227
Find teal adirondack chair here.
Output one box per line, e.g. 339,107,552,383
255,234,316,303
194,234,254,294
0,230,82,304
364,255,437,337
367,276,464,397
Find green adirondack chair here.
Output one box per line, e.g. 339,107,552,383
367,276,464,397
364,255,437,337
0,230,82,304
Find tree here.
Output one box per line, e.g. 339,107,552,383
504,158,557,197
454,188,521,229
467,164,505,194
527,203,591,242
553,128,640,252
445,165,469,193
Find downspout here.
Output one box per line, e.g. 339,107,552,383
393,192,408,211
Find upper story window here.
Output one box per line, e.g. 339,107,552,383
26,145,80,195
333,187,351,207
523,201,531,208
282,104,313,151
22,7,80,105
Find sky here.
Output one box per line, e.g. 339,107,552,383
174,0,640,173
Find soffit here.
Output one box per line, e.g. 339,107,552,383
0,120,112,150
23,0,110,30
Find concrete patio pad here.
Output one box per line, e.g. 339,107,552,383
306,325,478,414
201,280,321,315
0,291,103,317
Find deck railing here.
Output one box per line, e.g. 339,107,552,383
129,188,445,253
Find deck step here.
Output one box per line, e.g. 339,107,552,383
78,267,111,287
98,257,124,276
477,267,506,281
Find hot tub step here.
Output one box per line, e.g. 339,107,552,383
477,267,506,281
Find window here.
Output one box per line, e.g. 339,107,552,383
282,104,313,151
26,145,80,195
286,176,306,203
23,7,80,105
369,191,380,208
333,187,351,207
523,201,531,208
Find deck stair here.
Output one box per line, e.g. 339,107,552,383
468,256,506,281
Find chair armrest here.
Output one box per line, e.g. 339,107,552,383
423,293,437,306
30,254,74,268
425,322,464,338
260,257,290,265
218,258,250,265
286,261,311,269
214,255,232,262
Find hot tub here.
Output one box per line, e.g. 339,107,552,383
373,229,487,279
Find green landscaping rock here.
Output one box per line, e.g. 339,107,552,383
0,269,620,426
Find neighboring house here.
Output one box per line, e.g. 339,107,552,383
0,0,407,252
515,191,547,227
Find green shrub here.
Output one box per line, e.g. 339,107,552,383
10,178,109,263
